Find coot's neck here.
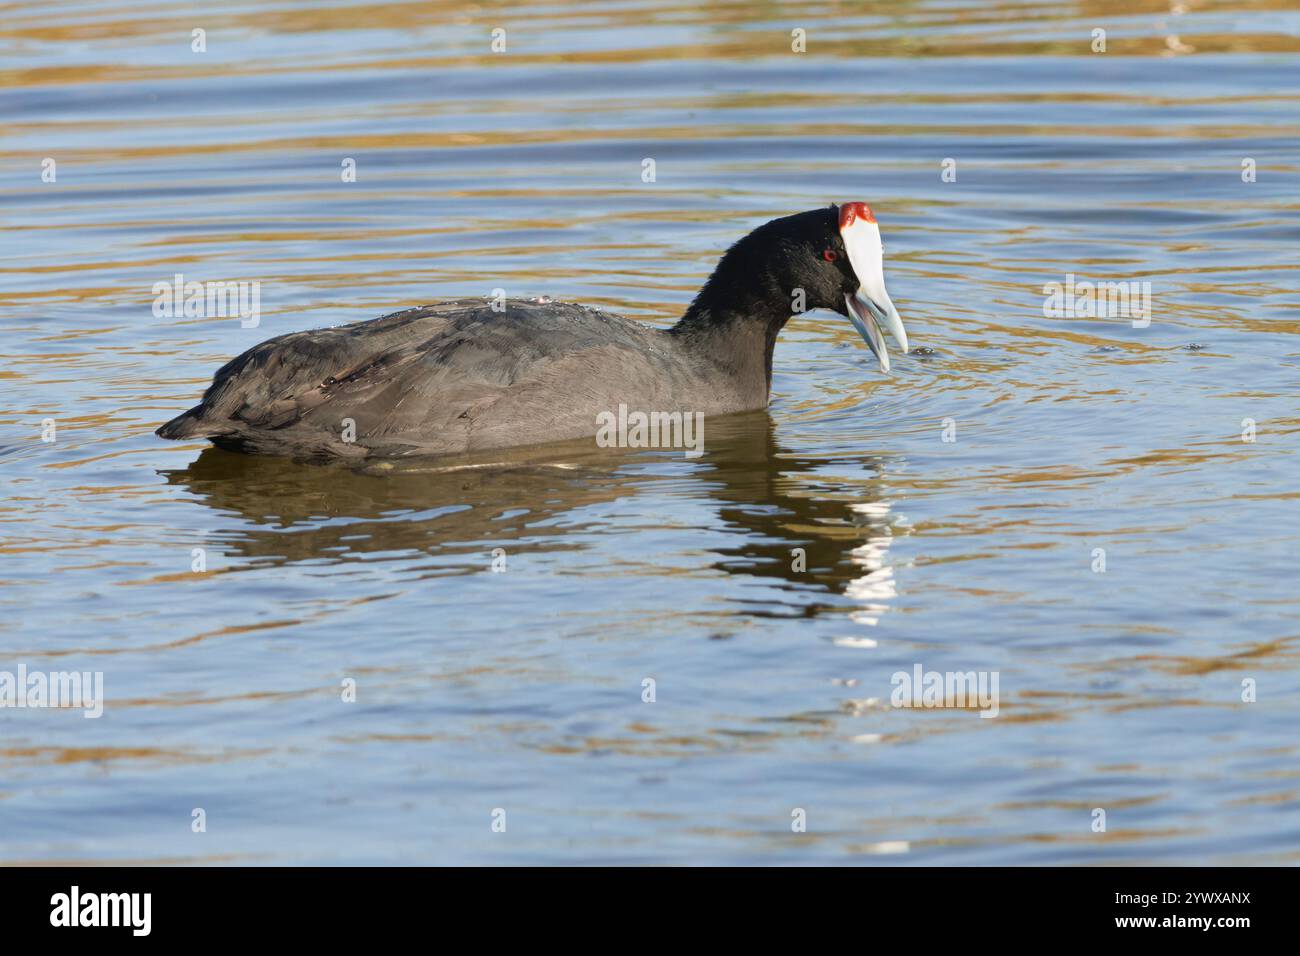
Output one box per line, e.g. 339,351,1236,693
667,255,793,400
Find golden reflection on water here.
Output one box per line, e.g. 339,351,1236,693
1,0,1298,864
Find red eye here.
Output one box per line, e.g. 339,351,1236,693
823,248,838,262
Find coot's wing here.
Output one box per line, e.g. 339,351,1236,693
156,300,657,459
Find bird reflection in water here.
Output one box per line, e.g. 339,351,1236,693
160,411,907,625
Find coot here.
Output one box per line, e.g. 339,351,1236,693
157,202,907,459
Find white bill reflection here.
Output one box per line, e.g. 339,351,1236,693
844,499,907,628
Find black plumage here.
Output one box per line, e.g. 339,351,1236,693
157,206,873,460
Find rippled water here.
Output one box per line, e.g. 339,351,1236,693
2,0,1299,864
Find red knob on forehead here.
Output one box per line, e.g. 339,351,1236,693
838,202,875,229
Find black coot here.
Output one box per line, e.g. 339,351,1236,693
157,202,907,459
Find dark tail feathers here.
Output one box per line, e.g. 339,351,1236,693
156,407,227,440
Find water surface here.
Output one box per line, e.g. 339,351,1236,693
2,0,1299,864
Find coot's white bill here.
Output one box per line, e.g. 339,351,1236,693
839,202,907,373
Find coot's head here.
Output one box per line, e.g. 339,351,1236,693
776,202,907,372
679,202,908,372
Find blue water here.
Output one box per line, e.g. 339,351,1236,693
2,0,1299,863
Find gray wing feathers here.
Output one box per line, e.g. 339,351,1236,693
156,300,664,459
